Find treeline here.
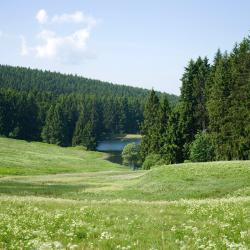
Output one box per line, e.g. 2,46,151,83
0,65,178,149
0,65,178,103
141,36,250,165
0,89,144,148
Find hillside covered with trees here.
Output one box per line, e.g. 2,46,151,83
0,65,178,149
140,36,250,165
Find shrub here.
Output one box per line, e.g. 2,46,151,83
122,143,141,170
142,153,165,170
189,131,215,162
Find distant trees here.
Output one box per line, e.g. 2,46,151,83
1,34,250,163
0,89,39,141
0,65,177,150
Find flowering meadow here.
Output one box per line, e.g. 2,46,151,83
0,196,249,249
0,138,250,249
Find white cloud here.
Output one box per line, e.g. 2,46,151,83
52,11,96,28
36,9,48,24
34,29,90,61
0,30,3,37
21,10,97,64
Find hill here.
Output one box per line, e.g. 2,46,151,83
0,137,249,249
0,65,178,149
0,64,178,104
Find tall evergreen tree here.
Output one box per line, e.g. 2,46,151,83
41,102,69,146
140,90,160,160
162,103,185,163
207,51,232,160
179,57,210,158
158,96,171,151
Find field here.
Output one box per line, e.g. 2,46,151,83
0,137,250,249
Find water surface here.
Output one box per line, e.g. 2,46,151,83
97,137,141,164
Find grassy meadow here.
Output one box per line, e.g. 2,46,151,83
0,137,250,249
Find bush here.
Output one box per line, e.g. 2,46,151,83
122,143,141,170
189,131,215,162
142,154,165,170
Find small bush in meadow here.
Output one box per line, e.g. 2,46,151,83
122,143,141,169
189,131,215,162
142,153,165,170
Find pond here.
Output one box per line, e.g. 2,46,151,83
96,137,141,165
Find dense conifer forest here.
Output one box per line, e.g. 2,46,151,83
0,65,178,149
140,36,250,164
1,35,249,163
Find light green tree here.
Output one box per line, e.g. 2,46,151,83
122,143,141,170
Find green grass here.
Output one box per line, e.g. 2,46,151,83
0,137,124,175
0,196,249,249
0,137,250,249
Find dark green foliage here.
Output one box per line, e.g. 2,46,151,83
140,90,161,160
72,99,100,150
141,35,249,164
0,65,178,105
189,131,214,162
179,57,210,158
162,103,185,164
207,38,250,160
0,65,179,149
142,153,165,170
158,96,171,150
0,89,39,140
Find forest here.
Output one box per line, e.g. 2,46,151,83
0,36,250,165
140,36,250,166
0,65,177,149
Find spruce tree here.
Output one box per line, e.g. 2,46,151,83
207,51,232,160
179,57,210,158
158,96,171,151
162,103,185,163
140,89,160,160
41,102,68,146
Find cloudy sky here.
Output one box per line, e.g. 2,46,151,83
0,0,250,94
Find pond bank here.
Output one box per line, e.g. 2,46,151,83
96,135,141,164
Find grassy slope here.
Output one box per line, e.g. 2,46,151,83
0,137,124,175
0,137,250,249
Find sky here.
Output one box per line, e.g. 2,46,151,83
0,1,250,95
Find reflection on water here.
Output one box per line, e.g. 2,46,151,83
97,138,141,164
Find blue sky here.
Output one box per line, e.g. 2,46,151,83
0,0,250,94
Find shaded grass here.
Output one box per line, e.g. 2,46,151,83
0,161,250,202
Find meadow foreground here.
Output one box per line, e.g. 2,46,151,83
0,137,250,249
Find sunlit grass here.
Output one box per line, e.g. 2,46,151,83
0,195,249,249
0,137,124,175
0,138,250,249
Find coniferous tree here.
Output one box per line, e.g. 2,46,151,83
140,90,160,160
162,103,185,163
158,96,171,152
72,110,88,146
229,39,250,159
179,57,210,158
41,102,69,146
207,51,232,160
